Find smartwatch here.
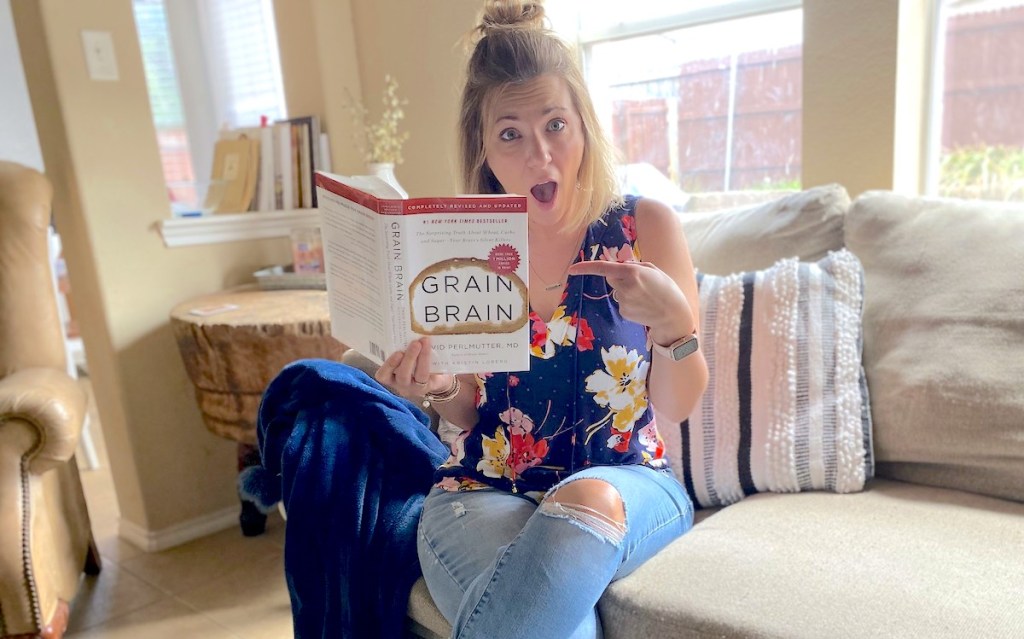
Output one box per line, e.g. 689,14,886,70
652,332,699,362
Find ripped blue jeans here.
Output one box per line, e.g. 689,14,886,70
416,464,693,639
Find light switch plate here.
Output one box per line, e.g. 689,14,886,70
81,30,119,81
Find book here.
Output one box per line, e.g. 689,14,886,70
273,122,293,210
315,171,531,374
277,115,322,208
218,126,275,211
208,136,260,213
318,132,332,173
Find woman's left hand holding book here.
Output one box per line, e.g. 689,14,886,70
376,337,480,431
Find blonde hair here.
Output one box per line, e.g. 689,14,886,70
458,0,622,229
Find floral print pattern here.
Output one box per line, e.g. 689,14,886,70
529,304,596,359
434,200,668,494
475,407,550,481
584,346,650,451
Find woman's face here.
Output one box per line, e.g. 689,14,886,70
482,74,585,231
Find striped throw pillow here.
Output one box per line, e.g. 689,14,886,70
678,248,873,509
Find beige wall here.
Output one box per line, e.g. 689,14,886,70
802,0,900,197
12,0,290,535
275,0,481,196
349,0,482,196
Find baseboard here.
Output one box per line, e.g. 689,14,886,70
118,506,239,552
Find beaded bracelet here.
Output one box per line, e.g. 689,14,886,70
422,376,461,408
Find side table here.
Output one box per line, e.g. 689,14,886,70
170,286,347,535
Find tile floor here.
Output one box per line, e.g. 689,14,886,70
68,376,294,638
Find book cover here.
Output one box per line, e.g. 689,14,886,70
315,171,530,374
209,136,259,213
229,126,276,211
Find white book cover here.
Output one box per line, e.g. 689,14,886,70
316,171,530,374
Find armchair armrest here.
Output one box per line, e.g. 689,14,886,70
0,367,86,474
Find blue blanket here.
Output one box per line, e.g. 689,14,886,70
256,359,449,639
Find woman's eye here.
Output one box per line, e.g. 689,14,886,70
499,128,520,142
548,119,566,132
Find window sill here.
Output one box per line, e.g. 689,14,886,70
157,209,319,247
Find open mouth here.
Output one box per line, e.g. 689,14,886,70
530,181,557,204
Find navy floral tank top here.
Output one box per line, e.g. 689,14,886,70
434,196,668,497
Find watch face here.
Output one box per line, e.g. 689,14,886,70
671,336,699,360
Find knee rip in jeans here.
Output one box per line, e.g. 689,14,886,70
538,500,627,545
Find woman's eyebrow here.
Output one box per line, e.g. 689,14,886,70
494,106,567,125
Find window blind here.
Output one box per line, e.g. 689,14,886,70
203,0,286,128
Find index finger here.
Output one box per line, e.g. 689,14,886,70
567,260,640,279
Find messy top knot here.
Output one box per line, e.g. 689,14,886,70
475,0,547,40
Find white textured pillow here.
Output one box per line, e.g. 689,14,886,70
680,183,850,275
660,249,873,509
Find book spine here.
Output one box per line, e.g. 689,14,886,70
290,124,301,208
274,123,290,210
258,126,274,211
318,133,332,173
299,123,312,208
382,214,411,354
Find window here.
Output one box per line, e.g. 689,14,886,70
134,0,195,204
928,0,1024,201
133,0,286,206
579,1,803,196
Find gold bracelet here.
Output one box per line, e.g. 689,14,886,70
422,376,461,408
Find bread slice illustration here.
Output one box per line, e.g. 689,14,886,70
409,257,528,335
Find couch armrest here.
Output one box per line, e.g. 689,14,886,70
0,368,86,475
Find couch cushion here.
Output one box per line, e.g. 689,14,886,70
407,578,448,639
659,249,872,508
680,183,850,275
601,478,1024,638
844,192,1024,503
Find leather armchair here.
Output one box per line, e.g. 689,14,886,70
0,161,99,639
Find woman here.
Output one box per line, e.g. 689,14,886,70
375,2,708,637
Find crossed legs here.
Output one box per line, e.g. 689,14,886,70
417,465,693,639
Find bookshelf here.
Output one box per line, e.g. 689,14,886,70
158,208,319,248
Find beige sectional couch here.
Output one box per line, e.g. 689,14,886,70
407,185,1024,639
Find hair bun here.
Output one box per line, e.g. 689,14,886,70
478,0,547,36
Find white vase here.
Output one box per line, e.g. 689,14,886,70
366,162,409,198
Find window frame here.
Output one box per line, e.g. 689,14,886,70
921,0,1024,200
574,0,803,46
921,0,947,196
162,0,217,186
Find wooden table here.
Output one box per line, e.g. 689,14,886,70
170,286,346,534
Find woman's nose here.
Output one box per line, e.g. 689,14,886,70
526,136,552,168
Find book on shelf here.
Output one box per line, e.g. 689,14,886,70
276,115,322,208
216,116,328,213
273,121,292,210
218,126,274,211
208,135,260,213
315,171,530,374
